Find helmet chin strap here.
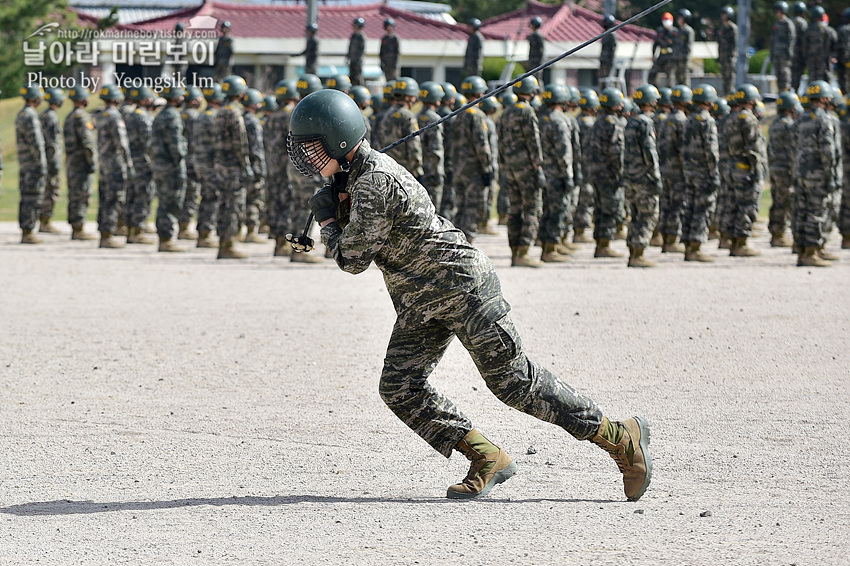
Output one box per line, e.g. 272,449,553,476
336,155,351,173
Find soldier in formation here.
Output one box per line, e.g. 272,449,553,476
298,23,319,76
195,84,224,249
96,84,133,249
416,81,446,210
767,91,799,247
151,85,187,253
179,86,203,240
437,83,459,221
771,2,796,93
266,79,299,257
214,21,234,80
804,6,836,84
479,95,501,236
242,88,268,244
589,87,626,259
39,88,63,234
537,84,574,263
573,88,599,243
656,84,690,253
453,75,492,243
838,9,850,95
791,2,808,92
378,77,423,182
16,86,47,244
380,18,400,82
124,86,156,245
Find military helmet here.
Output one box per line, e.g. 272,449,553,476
530,16,543,29
602,14,616,28
99,84,123,101
243,88,264,106
68,87,89,101
671,84,693,104
478,95,500,113
370,94,383,111
441,82,458,100
175,22,185,32
221,20,231,29
658,87,672,105
598,87,624,108
353,17,365,28
460,75,487,95
792,1,807,15
806,80,832,100
843,7,850,22
382,82,395,101
159,85,185,99
711,98,730,117
567,85,580,104
469,18,481,30
326,74,352,93
530,95,543,109
774,1,789,15
263,95,278,112
393,76,420,98
513,76,539,95
498,90,518,107
275,79,298,102
44,87,65,105
221,75,248,98
633,84,661,105
541,84,569,104
776,91,800,111
384,17,395,28
185,85,203,102
578,88,600,109
692,83,718,104
678,9,692,21
288,89,367,176
203,83,225,102
296,73,322,96
453,94,468,111
810,6,825,20
720,6,735,18
350,85,371,106
734,83,761,102
621,99,634,114
418,81,445,104
307,23,318,33
799,93,810,108
129,86,154,102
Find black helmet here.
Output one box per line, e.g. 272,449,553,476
498,90,518,107
792,2,807,15
263,95,278,112
598,87,624,108
602,14,616,28
460,75,487,95
68,87,90,101
774,1,789,15
243,88,264,107
393,76,420,98
159,85,185,100
720,6,734,19
678,9,692,21
384,18,395,29
185,85,203,102
288,89,368,176
810,6,825,20
469,18,481,30
530,16,543,29
307,23,318,33
353,17,365,28
418,81,445,104
221,20,231,29
350,85,372,107
99,84,123,101
441,83,458,100
175,22,185,32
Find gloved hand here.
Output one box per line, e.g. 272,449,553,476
308,186,340,224
482,172,493,187
536,167,546,189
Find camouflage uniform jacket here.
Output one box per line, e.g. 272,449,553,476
380,33,400,73
373,103,398,149
682,107,720,180
214,35,233,66
600,32,617,67
380,106,423,176
243,111,267,179
718,21,738,62
63,107,96,170
39,107,62,176
538,106,573,182
15,106,46,173
795,107,836,182
793,17,809,63
838,24,850,66
125,106,153,171
265,106,291,181
528,31,544,68
152,105,186,172
303,36,318,73
673,24,694,61
194,107,218,177
320,138,509,325
829,111,843,189
653,27,677,58
498,101,542,172
452,106,492,177
214,101,250,172
417,107,444,180
97,106,132,171
653,109,668,133
804,23,837,76
767,114,796,176
181,107,200,177
657,108,687,178
725,107,764,175
347,30,366,64
588,111,624,183
484,114,499,177
623,111,661,184
566,112,583,186
464,31,484,74
577,113,596,183
771,17,796,61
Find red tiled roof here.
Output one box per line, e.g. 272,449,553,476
481,0,654,43
125,0,479,41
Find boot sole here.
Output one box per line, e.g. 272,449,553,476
446,461,518,500
629,416,652,502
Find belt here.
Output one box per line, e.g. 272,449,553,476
660,48,672,54
735,162,751,170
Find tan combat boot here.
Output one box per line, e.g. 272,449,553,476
497,213,508,225
797,246,831,267
196,231,218,248
718,234,732,250
446,429,517,499
558,234,580,253
21,229,43,244
127,227,155,244
730,237,760,257
478,221,499,236
589,416,652,501
290,250,324,263
99,231,124,249
842,234,850,250
273,237,292,257
661,234,685,254
594,238,623,258
114,218,128,237
614,224,627,240
158,237,186,252
71,225,97,241
684,242,715,262
649,229,663,247
573,228,594,243
177,222,197,240
243,225,266,243
258,224,270,235
38,216,61,234
770,231,793,247
218,238,248,259
627,246,657,268
143,222,157,234
541,242,570,263
513,246,542,267
817,246,840,261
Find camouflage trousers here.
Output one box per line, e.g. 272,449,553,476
538,170,574,244
725,165,763,238
18,167,46,231
824,185,841,237
481,178,497,226
97,160,128,234
670,59,690,86
624,179,660,248
648,56,673,87
591,175,624,240
153,165,186,240
439,173,456,222
379,310,602,458
720,58,736,95
838,60,850,98
768,170,795,236
496,176,510,217
66,162,93,227
419,173,444,213
125,162,154,229
658,175,686,237
350,62,363,86
713,161,733,233
454,169,489,240
245,178,266,228
773,57,792,92
681,173,718,243
807,59,831,83
40,169,60,219
267,170,289,238
505,168,542,247
794,176,832,248
791,60,805,92
286,171,320,238
598,61,613,83
574,181,594,230
196,168,219,234
179,170,200,225
215,166,246,241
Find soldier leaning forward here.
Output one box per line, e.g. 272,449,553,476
16,86,47,244
124,87,156,244
64,87,98,241
656,84,690,251
767,92,799,247
151,86,188,252
39,87,64,234
416,81,446,210
588,87,626,258
96,85,134,249
288,89,652,504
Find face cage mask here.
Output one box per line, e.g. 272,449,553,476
287,133,332,177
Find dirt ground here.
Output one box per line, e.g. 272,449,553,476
1,220,848,565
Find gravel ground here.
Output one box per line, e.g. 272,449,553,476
1,220,848,565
